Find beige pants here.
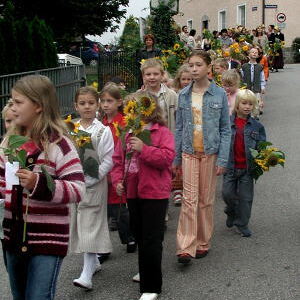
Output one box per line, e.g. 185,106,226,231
176,153,217,256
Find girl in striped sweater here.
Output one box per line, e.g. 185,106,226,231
0,75,85,300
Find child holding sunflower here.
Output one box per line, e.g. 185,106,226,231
222,89,266,237
111,92,175,300
69,86,114,290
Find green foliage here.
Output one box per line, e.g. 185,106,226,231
118,15,142,52
149,0,178,49
4,0,129,44
292,37,300,63
0,1,58,74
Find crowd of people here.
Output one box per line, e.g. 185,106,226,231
0,23,284,300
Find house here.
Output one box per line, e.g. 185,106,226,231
173,0,300,46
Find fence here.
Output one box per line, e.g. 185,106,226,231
98,51,141,91
0,65,86,136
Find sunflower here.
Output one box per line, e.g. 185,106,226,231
140,59,146,65
223,51,230,57
64,115,75,131
74,122,80,134
140,97,156,117
113,122,120,137
266,155,279,167
232,42,239,49
173,43,180,51
124,100,138,116
76,136,91,148
242,45,249,52
234,48,240,54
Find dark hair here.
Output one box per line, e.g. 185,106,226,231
188,50,211,65
221,29,228,34
269,25,275,30
110,76,125,85
144,34,155,44
212,30,218,36
75,86,99,103
189,29,196,36
182,25,187,31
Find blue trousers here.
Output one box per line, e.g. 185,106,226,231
5,251,63,300
222,169,254,229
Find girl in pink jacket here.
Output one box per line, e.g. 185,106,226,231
111,92,175,300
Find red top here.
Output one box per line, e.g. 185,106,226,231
102,112,125,148
234,117,247,169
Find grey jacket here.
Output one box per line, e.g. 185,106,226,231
174,81,231,167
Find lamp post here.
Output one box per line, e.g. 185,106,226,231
262,0,265,24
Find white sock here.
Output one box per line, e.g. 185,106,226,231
79,253,97,282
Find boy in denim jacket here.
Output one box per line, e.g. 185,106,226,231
222,89,266,237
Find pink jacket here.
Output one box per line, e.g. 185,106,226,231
111,123,175,200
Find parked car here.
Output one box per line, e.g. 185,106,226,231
57,53,83,65
69,46,99,66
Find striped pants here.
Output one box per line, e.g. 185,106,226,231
176,153,217,256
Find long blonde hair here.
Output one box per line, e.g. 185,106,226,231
173,64,191,92
9,75,69,152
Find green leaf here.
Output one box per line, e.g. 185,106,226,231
83,157,99,179
8,135,29,150
136,130,152,146
257,141,273,151
41,165,55,193
250,148,259,158
16,150,27,168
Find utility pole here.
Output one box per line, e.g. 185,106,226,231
262,0,265,24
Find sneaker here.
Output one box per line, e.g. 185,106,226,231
195,250,208,259
127,241,137,253
73,277,92,290
132,273,140,282
139,293,158,300
237,226,252,237
226,215,234,228
173,190,182,206
177,253,192,264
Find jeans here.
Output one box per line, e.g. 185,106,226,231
222,169,254,228
5,251,63,300
127,198,168,294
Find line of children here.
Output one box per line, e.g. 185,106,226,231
69,86,114,290
1,75,85,300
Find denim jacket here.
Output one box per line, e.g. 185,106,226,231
174,81,231,168
227,114,266,170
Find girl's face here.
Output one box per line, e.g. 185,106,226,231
4,108,15,130
75,93,99,120
180,71,192,88
143,67,163,90
100,92,122,117
236,100,253,118
145,38,154,47
222,82,238,95
214,64,226,75
188,56,211,81
11,89,42,129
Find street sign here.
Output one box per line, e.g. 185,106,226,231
265,4,278,8
277,13,286,23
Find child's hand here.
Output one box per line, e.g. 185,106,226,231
16,169,37,191
116,182,125,196
216,166,226,176
129,137,144,152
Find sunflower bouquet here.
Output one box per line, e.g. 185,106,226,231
64,115,99,178
228,42,248,61
249,141,285,181
114,94,156,159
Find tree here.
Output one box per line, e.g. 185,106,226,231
118,15,142,52
3,0,129,43
149,0,178,49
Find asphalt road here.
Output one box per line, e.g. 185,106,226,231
1,65,300,300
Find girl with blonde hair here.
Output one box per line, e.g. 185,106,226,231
1,75,85,300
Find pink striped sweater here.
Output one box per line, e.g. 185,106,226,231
0,136,85,256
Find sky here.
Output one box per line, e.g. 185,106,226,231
86,0,150,45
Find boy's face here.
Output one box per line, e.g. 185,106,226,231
236,100,253,118
214,64,226,75
249,48,259,59
143,67,163,90
75,93,99,120
222,82,238,95
188,56,211,81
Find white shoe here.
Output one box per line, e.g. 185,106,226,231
73,277,92,290
139,293,158,300
132,272,140,282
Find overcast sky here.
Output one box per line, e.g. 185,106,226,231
86,0,150,45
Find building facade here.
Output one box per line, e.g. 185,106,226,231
173,0,300,46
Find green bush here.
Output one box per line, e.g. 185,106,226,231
292,37,300,63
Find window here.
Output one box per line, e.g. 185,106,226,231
237,4,246,26
187,19,193,31
218,10,226,31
